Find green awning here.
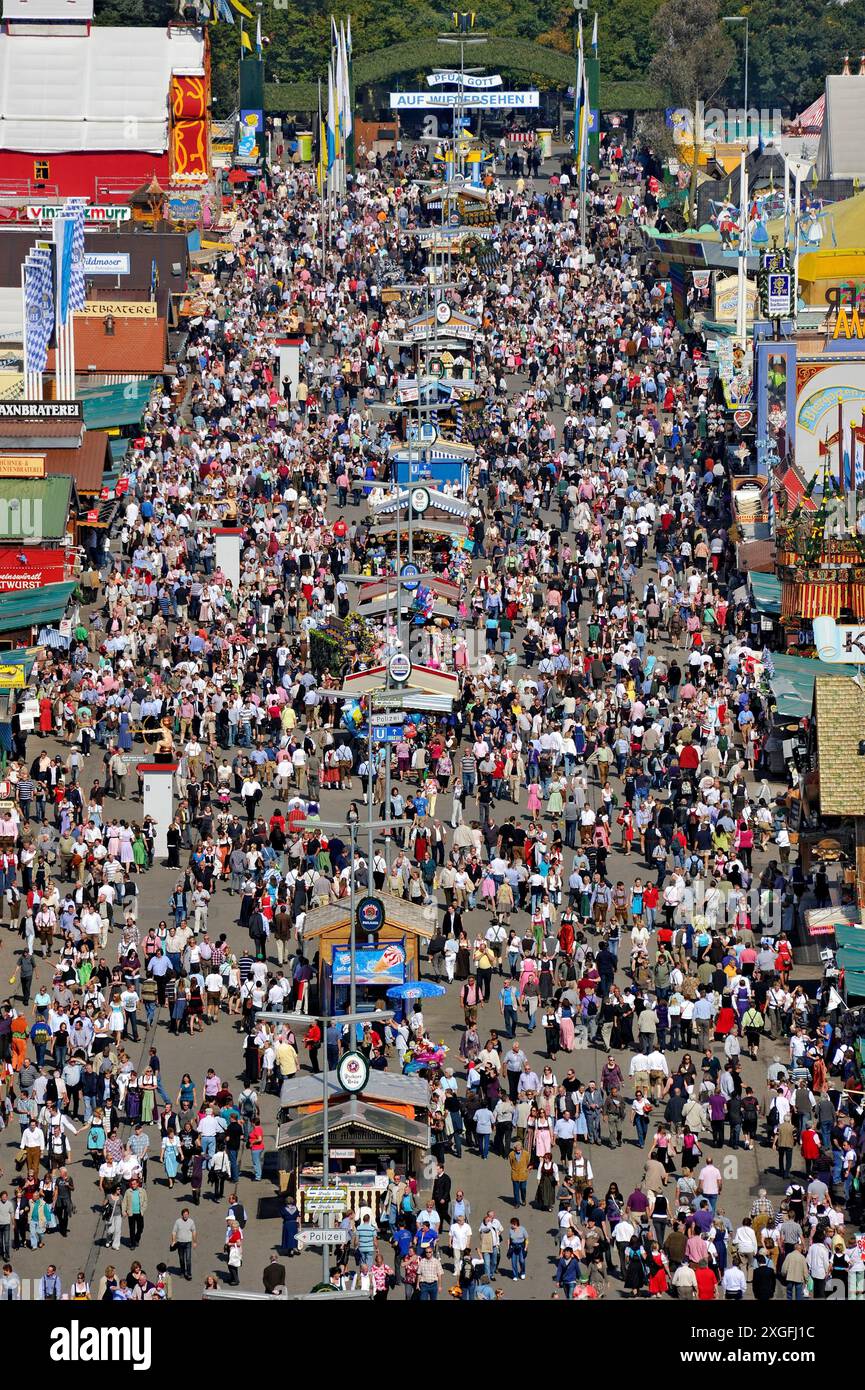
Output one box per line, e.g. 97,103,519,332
0,581,76,634
79,379,160,431
0,476,73,541
748,571,782,615
768,652,858,720
837,924,865,951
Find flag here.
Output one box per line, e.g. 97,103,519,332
574,14,585,160
338,22,352,148
150,257,159,301
53,213,76,328
346,13,352,57
331,14,338,50
240,20,251,51
66,198,86,313
228,0,253,18
591,12,598,55
326,57,338,168
24,248,53,375
255,6,262,56
214,0,234,23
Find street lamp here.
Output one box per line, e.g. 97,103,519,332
722,15,749,146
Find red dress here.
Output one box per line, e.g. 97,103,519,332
648,1252,668,1295
715,1006,736,1037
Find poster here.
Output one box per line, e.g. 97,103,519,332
331,942,406,986
755,339,796,475
717,335,753,409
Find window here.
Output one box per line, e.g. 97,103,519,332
33,160,49,182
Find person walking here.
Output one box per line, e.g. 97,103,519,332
171,1208,197,1281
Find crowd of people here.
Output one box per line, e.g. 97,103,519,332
0,128,858,1305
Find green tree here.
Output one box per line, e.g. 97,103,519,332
649,0,733,217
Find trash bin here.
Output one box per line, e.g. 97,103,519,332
297,131,313,162
537,128,553,160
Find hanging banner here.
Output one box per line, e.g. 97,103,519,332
390,91,540,110
0,546,66,590
427,71,503,88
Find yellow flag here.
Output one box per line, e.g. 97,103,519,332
240,27,252,51
228,0,254,18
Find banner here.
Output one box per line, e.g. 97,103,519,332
171,75,207,120
427,71,502,88
390,91,540,109
171,119,209,181
0,547,66,590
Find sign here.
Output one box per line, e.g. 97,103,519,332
409,489,431,516
167,196,201,222
0,455,44,478
401,560,422,592
297,1229,345,1247
355,894,386,935
77,301,157,319
332,943,406,987
388,652,412,684
390,91,540,110
0,401,80,420
303,1187,348,1213
0,665,25,688
26,204,130,223
329,1149,356,1160
83,252,130,276
436,301,452,324
427,71,503,88
692,270,711,291
370,710,405,727
336,1051,370,1095
0,547,66,592
767,271,792,317
372,724,405,743
406,422,439,446
733,409,753,429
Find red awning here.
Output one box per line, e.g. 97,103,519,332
227,168,250,184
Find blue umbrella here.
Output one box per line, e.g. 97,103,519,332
386,981,446,1000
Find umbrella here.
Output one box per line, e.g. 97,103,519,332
386,981,446,1000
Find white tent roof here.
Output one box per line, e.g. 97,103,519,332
0,25,205,153
3,0,94,19
816,75,865,180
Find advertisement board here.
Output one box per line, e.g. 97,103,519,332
0,546,66,590
755,339,796,475
331,942,406,986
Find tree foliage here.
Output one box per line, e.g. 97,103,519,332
92,0,865,118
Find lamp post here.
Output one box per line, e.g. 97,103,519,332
722,16,749,146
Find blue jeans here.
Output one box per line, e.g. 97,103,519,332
512,1180,527,1206
228,1148,240,1182
477,1132,490,1159
786,1281,804,1300
199,1135,215,1166
635,1115,649,1146
510,1244,526,1278
418,1281,438,1300
503,1006,517,1038
251,1148,263,1180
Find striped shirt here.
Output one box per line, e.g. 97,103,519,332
416,1256,443,1285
